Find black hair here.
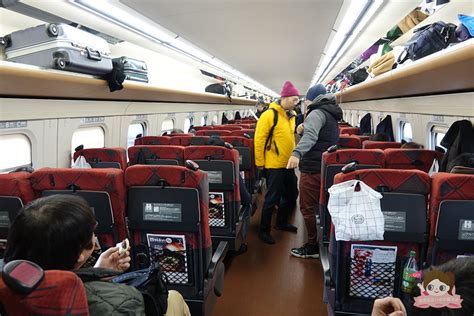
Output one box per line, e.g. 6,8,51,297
409,258,474,316
4,195,97,271
369,132,390,141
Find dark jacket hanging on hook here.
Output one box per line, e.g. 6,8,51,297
359,113,372,135
375,115,395,141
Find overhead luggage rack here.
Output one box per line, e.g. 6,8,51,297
336,40,474,103
0,60,255,105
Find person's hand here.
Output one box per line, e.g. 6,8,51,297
286,156,300,169
94,247,131,272
296,124,304,135
371,297,407,316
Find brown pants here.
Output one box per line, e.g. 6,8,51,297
299,172,321,246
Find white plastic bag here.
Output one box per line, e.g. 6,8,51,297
428,158,439,176
72,155,91,169
328,180,384,241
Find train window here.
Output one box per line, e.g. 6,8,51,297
211,115,218,125
127,122,146,148
0,134,32,172
431,126,448,149
184,117,192,133
357,114,361,127
161,119,174,133
71,126,105,154
400,121,413,142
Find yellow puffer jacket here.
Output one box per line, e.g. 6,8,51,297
254,102,296,169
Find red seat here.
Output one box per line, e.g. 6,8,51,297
429,173,474,264
212,125,242,131
0,171,35,204
362,141,402,150
128,145,185,166
320,149,385,243
337,135,362,148
196,130,232,136
169,136,209,146
134,136,171,145
326,169,431,315
230,129,255,138
0,268,89,315
220,136,256,194
355,135,371,142
125,164,212,255
339,127,360,135
73,147,127,170
384,149,443,172
167,133,194,137
234,123,255,129
125,165,227,315
183,146,244,251
0,172,36,248
31,168,126,246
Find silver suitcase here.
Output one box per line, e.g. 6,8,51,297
1,23,112,76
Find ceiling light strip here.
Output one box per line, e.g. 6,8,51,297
311,0,384,86
71,0,278,96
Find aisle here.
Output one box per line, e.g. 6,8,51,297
213,200,327,316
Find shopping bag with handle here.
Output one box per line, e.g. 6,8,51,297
328,180,384,241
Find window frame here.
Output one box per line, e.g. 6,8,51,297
71,125,106,161
160,118,175,134
399,120,413,142
201,115,207,126
430,125,448,150
0,133,32,173
211,114,218,126
184,117,193,133
127,121,147,149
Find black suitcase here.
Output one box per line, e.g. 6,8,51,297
114,56,148,83
1,23,112,76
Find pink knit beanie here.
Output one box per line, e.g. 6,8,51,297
280,81,300,97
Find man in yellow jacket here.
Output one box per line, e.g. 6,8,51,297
254,81,300,244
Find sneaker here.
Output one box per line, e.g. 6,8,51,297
290,244,319,259
275,223,298,233
258,231,275,244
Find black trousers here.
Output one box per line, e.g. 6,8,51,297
260,168,298,232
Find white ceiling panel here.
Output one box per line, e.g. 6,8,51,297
120,0,344,93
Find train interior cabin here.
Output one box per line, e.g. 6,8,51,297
0,0,473,315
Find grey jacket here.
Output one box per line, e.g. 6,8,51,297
76,268,146,315
84,280,145,315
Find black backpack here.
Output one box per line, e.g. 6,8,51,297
347,67,369,85
264,109,279,155
398,21,457,63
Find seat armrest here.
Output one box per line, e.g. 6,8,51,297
238,205,247,222
320,245,332,288
207,241,228,279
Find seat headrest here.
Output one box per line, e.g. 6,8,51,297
2,260,44,295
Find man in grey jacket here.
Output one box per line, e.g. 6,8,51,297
286,86,343,258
